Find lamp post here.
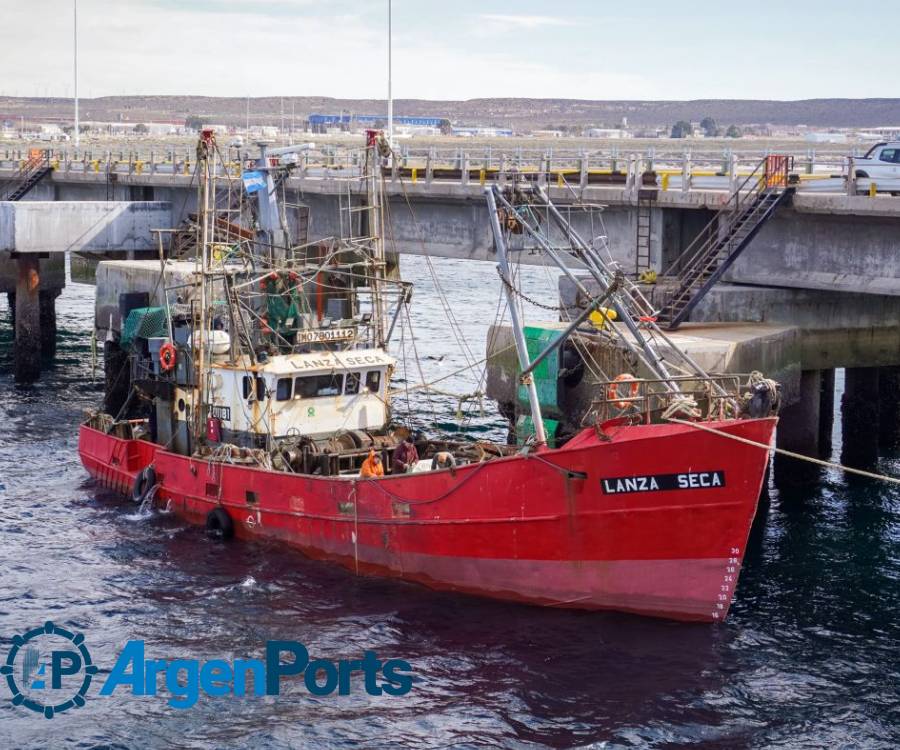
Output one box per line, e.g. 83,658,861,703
74,0,79,149
387,0,392,146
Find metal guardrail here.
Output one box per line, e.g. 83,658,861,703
0,145,889,196
589,374,746,424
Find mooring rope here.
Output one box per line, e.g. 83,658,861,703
665,417,900,486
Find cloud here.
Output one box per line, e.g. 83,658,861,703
0,1,638,101
477,13,575,30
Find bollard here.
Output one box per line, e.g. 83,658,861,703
661,173,670,191
480,168,486,186
411,167,417,184
869,181,877,198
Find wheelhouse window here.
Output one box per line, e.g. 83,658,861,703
365,370,381,394
294,373,344,398
276,377,293,401
345,372,361,395
242,375,266,401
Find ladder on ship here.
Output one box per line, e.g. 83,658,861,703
0,149,53,201
655,155,795,330
634,187,656,276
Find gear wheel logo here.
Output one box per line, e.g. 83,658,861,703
2,621,98,719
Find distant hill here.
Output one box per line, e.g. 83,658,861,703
1,96,898,130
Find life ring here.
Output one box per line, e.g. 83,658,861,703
607,373,640,410
159,342,177,372
131,465,156,504
205,507,234,540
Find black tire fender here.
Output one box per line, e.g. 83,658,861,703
131,466,156,504
205,507,234,540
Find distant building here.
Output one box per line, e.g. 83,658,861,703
805,132,847,144
307,114,450,134
532,130,564,138
450,126,513,138
586,128,630,139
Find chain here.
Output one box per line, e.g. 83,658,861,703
495,267,569,312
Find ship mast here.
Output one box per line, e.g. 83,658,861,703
366,130,387,348
193,129,215,445
484,187,547,446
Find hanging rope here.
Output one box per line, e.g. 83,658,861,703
666,417,900,486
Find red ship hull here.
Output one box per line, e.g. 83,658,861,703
78,418,775,622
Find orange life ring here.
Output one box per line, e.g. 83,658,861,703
159,342,177,372
607,373,640,410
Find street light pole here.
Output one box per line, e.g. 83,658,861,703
387,0,392,146
74,0,79,149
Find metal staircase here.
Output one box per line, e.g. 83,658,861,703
0,150,53,201
655,155,795,330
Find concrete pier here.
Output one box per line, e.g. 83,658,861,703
877,366,900,450
774,369,824,488
39,289,58,359
841,367,881,468
14,255,41,382
818,368,836,456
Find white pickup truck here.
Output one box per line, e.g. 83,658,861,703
849,142,900,194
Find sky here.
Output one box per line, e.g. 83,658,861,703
0,0,897,101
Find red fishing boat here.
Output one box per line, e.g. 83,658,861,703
78,131,779,622
80,415,773,622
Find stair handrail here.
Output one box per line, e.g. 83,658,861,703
675,190,774,286
0,149,50,200
661,156,784,284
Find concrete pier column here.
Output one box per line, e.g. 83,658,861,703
39,289,59,359
877,365,900,450
14,255,41,382
841,367,880,468
774,369,823,489
818,368,836,456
